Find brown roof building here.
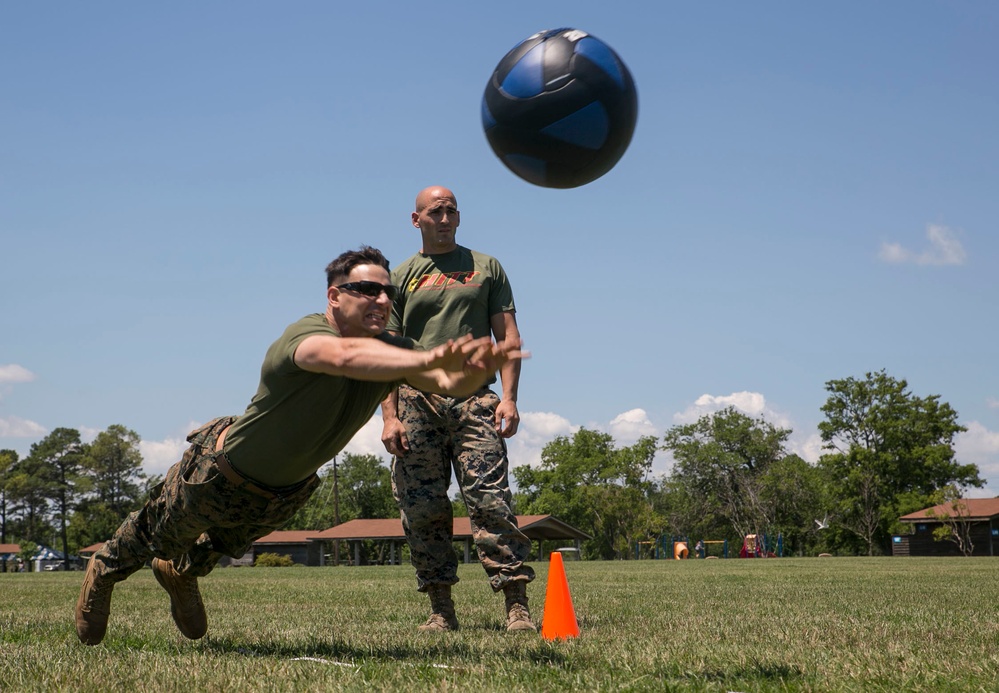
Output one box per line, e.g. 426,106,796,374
894,498,999,557
253,514,590,567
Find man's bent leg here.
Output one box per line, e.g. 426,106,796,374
76,457,193,645
76,416,238,644
152,470,322,639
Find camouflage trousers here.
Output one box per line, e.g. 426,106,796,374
94,416,320,580
391,385,534,592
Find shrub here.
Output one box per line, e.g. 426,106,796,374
253,552,295,567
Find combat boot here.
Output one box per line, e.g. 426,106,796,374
418,584,459,632
503,581,537,632
152,558,208,639
75,554,120,645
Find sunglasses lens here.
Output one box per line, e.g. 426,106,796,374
343,282,397,300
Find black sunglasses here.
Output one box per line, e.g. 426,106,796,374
335,281,398,301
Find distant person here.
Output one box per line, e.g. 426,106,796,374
381,186,535,632
75,246,525,646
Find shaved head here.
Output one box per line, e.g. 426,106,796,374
415,186,457,212
412,186,460,254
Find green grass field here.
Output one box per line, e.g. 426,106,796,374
2,557,997,692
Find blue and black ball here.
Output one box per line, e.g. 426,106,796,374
482,28,638,189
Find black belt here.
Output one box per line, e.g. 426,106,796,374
214,451,310,500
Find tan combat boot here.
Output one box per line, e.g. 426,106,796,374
503,581,537,632
75,554,120,645
152,558,208,639
418,584,459,632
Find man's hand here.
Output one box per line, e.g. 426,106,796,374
381,416,409,457
407,336,528,397
423,334,491,373
495,398,520,438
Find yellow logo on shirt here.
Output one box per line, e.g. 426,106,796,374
407,271,482,292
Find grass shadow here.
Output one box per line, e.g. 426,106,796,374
695,661,808,686
199,634,479,664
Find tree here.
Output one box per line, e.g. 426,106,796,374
25,428,86,570
0,449,18,543
661,407,794,540
758,453,824,556
926,484,976,557
294,453,397,565
5,452,56,548
84,425,146,517
337,453,395,521
288,453,395,529
513,428,662,560
71,425,149,549
817,370,981,555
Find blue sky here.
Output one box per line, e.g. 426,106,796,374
3,3,998,497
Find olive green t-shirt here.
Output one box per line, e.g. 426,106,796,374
224,313,411,487
387,245,516,347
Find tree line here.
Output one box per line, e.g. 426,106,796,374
1,370,983,567
1,425,156,569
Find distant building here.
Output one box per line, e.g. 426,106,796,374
31,546,78,571
1,543,22,572
253,515,591,567
893,498,999,557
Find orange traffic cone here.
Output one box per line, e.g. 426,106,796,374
541,551,580,640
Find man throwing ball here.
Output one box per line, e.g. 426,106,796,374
75,246,525,646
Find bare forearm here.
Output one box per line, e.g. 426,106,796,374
296,336,430,381
381,388,399,421
499,358,520,403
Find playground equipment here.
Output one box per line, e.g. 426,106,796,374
634,540,656,560
652,536,730,559
673,541,689,559
659,537,690,560
739,533,783,558
697,539,728,559
648,533,785,559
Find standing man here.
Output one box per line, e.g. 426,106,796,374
381,186,535,633
75,246,524,646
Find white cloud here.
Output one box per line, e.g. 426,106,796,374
671,392,822,473
140,437,189,477
788,432,824,464
0,364,35,384
79,426,102,444
0,364,36,402
986,397,999,410
139,421,201,477
337,411,579,470
878,223,966,266
673,391,792,429
0,416,47,438
955,421,999,497
342,409,578,473
507,411,577,469
607,408,658,444
342,415,392,461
